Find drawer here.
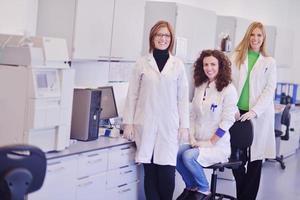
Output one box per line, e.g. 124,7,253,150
77,149,108,178
76,172,106,200
28,156,78,200
106,181,139,200
106,165,138,189
108,144,136,170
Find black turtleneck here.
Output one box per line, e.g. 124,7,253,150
153,48,169,72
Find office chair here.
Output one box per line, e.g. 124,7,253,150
205,120,253,200
272,104,291,169
0,145,46,200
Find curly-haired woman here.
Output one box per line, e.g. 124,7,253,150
176,50,238,200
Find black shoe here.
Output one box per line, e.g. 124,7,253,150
187,191,211,200
176,188,191,200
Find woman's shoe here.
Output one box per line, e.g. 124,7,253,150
176,188,191,200
188,191,212,200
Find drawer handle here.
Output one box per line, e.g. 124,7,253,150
119,188,131,193
48,166,65,173
123,170,133,174
48,161,62,166
87,153,100,157
88,158,103,164
121,146,131,150
78,181,93,187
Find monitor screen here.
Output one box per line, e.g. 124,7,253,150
98,86,118,120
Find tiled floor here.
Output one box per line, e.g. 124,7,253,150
174,149,300,199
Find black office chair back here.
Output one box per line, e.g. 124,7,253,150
229,120,253,149
280,104,291,141
0,145,46,200
228,120,253,163
281,104,291,127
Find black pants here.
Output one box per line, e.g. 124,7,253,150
232,147,262,200
143,163,175,200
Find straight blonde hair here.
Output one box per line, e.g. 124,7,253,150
234,22,268,68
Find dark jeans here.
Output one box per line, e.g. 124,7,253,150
232,147,262,200
143,163,175,200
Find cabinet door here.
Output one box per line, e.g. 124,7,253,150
73,0,114,60
142,2,177,55
76,173,106,200
110,0,145,61
265,25,277,57
176,5,217,63
108,144,136,170
28,156,78,200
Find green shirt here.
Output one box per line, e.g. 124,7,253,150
237,50,259,111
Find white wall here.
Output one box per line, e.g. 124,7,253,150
0,0,38,35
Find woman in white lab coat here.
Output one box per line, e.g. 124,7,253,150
122,20,189,200
176,50,237,200
231,21,277,200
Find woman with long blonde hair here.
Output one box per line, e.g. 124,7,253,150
231,21,277,200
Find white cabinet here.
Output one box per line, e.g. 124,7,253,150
73,0,114,60
110,0,145,61
76,172,106,200
28,156,78,200
28,143,140,200
215,16,277,57
143,2,217,63
215,16,251,53
108,144,136,169
37,0,145,61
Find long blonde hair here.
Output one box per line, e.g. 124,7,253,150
234,22,268,68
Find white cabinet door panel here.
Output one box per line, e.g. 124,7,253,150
73,0,114,59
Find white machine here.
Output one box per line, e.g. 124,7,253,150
0,34,75,152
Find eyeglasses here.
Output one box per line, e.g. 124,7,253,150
155,33,171,39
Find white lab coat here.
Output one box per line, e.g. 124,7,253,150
231,53,277,161
123,53,189,166
190,81,238,167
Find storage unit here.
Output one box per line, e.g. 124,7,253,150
37,0,145,61
28,156,78,200
28,142,140,200
143,1,217,63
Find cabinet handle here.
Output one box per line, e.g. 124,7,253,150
123,170,133,174
78,181,93,187
48,166,65,173
119,188,131,193
87,153,99,157
121,146,131,150
88,158,103,164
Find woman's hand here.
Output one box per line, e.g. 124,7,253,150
239,110,257,121
189,135,197,147
178,128,189,143
193,140,213,148
123,124,135,141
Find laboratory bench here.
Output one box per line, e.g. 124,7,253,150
28,137,143,200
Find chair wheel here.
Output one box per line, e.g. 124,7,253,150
281,163,286,169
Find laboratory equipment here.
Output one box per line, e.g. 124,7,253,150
0,34,75,152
